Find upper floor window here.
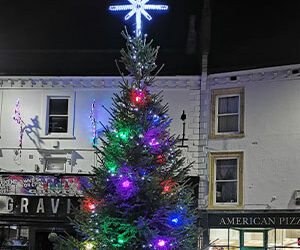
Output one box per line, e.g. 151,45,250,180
216,158,238,203
41,91,75,139
208,151,244,209
210,87,245,138
48,98,68,133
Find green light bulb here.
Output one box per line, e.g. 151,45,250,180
106,161,118,173
117,128,130,142
118,237,124,245
120,132,127,139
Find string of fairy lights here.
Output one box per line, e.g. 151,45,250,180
84,85,191,249
13,99,24,148
89,99,97,146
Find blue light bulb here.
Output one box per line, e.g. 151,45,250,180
171,218,179,224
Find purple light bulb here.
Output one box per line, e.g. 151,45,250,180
122,180,131,188
156,239,166,248
150,138,159,146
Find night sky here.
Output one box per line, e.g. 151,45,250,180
209,0,300,73
0,0,200,76
0,0,299,75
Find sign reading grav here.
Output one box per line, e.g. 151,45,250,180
0,196,79,217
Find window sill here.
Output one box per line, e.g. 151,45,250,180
209,132,245,139
207,205,244,210
40,135,76,140
44,170,66,174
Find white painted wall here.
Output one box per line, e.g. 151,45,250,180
0,76,200,175
204,65,300,210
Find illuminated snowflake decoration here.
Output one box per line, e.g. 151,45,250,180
109,0,168,37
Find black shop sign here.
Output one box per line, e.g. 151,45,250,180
0,195,79,217
208,213,300,228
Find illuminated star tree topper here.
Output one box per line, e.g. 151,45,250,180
109,0,168,37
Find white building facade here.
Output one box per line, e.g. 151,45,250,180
0,75,201,249
200,64,300,249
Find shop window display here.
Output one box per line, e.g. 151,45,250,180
229,229,239,249
276,229,300,249
243,232,264,247
209,229,239,250
268,229,276,249
0,225,29,249
209,228,300,249
210,229,229,249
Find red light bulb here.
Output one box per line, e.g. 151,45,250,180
131,89,148,106
157,155,163,163
88,202,96,211
83,196,104,212
161,179,179,194
135,96,142,103
163,186,171,192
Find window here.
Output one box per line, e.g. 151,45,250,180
217,96,239,133
45,158,66,172
209,229,229,249
210,88,245,138
244,232,264,247
41,91,75,139
0,225,29,248
276,229,300,248
48,98,68,133
209,228,280,249
215,159,238,203
209,152,244,209
209,228,240,250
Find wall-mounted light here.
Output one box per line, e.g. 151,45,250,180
178,110,188,148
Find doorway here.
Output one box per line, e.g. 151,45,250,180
35,231,54,250
240,230,267,250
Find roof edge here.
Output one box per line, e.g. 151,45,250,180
0,75,201,89
208,64,300,86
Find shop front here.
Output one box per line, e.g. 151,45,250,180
202,211,300,250
0,173,91,250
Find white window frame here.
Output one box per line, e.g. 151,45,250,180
214,156,239,206
41,91,75,139
215,94,240,135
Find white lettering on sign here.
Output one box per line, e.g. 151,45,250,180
219,216,300,226
36,198,45,213
51,198,60,214
20,198,29,213
6,197,13,212
0,196,75,215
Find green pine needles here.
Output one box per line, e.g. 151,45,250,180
56,30,199,250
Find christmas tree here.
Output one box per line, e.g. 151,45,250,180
57,30,199,249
